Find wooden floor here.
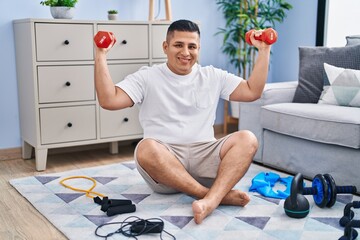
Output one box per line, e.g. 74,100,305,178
0,143,136,240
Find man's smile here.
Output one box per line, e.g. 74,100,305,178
178,57,191,64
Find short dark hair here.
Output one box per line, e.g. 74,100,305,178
166,19,200,41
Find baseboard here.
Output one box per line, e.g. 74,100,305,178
0,147,22,161
0,145,111,161
0,140,137,161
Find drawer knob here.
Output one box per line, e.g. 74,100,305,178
121,40,127,45
67,122,73,128
65,81,71,86
64,40,70,45
123,117,129,122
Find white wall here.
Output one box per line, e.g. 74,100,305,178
271,0,318,83
324,0,360,47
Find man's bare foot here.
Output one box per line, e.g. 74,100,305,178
192,199,214,224
220,190,250,206
192,190,251,224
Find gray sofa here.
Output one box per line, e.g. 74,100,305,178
239,81,360,193
239,36,360,193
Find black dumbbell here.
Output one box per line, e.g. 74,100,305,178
340,201,360,227
284,173,357,218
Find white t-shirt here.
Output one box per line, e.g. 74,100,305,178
116,63,242,144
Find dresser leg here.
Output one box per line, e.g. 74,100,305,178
109,142,119,154
22,140,33,159
35,148,48,171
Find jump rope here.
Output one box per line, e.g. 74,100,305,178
60,176,175,239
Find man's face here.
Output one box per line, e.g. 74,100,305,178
163,30,200,75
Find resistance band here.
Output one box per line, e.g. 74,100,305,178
59,176,106,198
249,172,293,199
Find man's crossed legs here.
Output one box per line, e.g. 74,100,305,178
135,130,258,224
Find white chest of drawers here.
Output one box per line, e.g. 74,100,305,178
13,19,169,170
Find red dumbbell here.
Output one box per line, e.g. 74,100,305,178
94,31,116,48
245,28,278,46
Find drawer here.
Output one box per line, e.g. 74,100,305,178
38,65,95,103
108,63,148,84
100,63,145,138
100,107,142,138
40,105,96,144
97,24,148,60
152,25,168,59
35,23,94,61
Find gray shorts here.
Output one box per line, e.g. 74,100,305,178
134,135,231,194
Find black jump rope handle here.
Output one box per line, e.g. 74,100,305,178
101,199,132,212
94,196,136,216
107,204,136,217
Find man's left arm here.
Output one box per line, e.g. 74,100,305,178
229,40,271,102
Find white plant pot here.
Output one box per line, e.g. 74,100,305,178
50,7,75,19
108,14,118,20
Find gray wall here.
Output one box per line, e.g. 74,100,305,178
0,0,317,149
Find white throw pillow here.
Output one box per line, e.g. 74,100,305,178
318,63,360,107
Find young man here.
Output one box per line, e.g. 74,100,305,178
95,19,271,224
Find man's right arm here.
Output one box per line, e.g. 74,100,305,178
94,48,134,110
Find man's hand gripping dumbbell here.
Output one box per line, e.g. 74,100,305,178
94,31,116,49
245,28,278,46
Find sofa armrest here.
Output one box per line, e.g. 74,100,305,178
238,81,298,162
261,81,298,105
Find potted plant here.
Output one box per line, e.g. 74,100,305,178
40,0,78,19
107,9,119,20
216,0,292,132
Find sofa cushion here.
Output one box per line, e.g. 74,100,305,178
261,103,360,149
318,63,360,107
292,45,360,104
